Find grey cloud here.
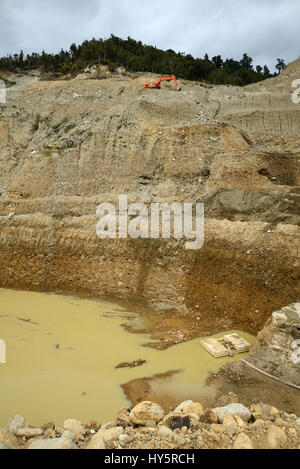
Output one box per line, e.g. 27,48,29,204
0,0,299,70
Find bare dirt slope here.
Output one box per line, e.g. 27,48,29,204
0,62,299,343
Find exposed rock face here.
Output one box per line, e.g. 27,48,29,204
0,62,299,334
248,303,300,386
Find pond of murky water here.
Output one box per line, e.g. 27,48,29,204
0,289,254,426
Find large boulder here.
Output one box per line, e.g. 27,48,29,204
216,404,251,423
130,402,164,425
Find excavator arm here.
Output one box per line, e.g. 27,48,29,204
144,75,181,91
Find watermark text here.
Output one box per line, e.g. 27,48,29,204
96,196,204,250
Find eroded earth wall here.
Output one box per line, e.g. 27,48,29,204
0,62,299,334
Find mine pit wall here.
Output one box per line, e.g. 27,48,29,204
1,65,300,336
0,213,298,336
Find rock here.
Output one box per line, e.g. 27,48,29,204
174,401,194,412
86,420,101,431
252,419,265,428
0,443,16,450
63,419,84,435
7,415,27,433
173,433,186,446
158,426,185,446
163,413,199,431
44,429,56,439
233,433,253,449
119,434,135,447
216,393,239,407
28,437,77,450
101,422,116,430
116,408,131,428
158,425,175,441
275,417,287,427
267,425,287,449
41,422,55,431
145,420,157,428
0,428,18,447
216,404,251,423
250,404,267,421
181,403,204,417
98,426,124,444
86,433,106,450
130,402,164,425
223,415,237,428
200,409,218,424
269,406,280,417
196,437,204,448
210,424,230,434
234,415,245,428
181,427,188,435
295,418,300,428
62,430,76,441
15,428,44,439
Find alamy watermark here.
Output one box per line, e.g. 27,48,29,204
96,196,204,250
292,79,300,104
0,79,6,104
0,339,6,364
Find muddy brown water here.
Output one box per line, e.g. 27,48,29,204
0,289,254,427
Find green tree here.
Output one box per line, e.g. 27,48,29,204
240,53,253,70
275,58,286,74
263,65,271,78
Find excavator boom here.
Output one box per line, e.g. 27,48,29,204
144,75,181,91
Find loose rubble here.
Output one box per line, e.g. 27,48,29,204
1,397,299,450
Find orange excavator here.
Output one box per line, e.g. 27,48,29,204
144,75,181,91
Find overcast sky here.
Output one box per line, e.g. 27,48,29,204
0,0,299,70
